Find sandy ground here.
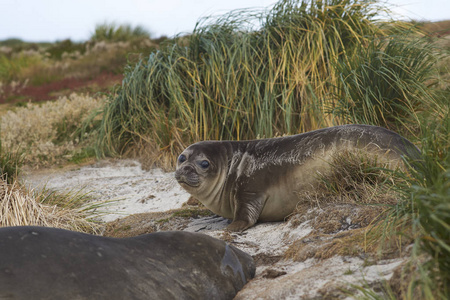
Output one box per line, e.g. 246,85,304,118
22,159,406,299
22,159,188,222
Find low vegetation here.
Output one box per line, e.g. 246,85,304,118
1,93,104,166
0,92,108,232
285,151,409,263
0,180,103,233
0,23,163,103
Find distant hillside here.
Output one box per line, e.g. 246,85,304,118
0,38,52,50
418,20,450,36
0,24,168,104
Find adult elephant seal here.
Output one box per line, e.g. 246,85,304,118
0,226,255,300
175,124,420,232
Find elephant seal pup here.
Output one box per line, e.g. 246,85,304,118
0,226,255,300
175,124,420,232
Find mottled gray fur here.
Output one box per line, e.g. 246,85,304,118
175,125,419,231
0,226,255,299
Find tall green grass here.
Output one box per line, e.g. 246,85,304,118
332,36,438,132
385,111,450,299
95,0,437,167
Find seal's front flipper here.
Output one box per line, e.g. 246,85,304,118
227,192,265,232
227,220,251,232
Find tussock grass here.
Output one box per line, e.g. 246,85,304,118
96,0,438,170
0,106,108,234
382,113,450,299
331,36,438,131
0,93,104,166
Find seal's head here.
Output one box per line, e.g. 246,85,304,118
175,142,229,204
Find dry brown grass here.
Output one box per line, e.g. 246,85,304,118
0,93,104,166
285,151,411,261
0,179,102,233
126,120,187,171
285,204,413,262
293,150,405,213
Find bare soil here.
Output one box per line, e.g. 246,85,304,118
0,72,123,104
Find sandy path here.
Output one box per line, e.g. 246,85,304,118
22,159,189,222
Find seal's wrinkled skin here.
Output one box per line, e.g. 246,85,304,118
175,124,419,232
0,226,255,299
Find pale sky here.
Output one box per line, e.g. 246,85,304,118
0,0,449,42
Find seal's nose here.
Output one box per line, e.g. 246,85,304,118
180,164,195,174
175,164,195,182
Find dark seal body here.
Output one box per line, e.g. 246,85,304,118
175,124,420,231
0,226,255,300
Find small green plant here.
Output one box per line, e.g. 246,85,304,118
69,147,96,164
0,141,23,184
348,280,397,299
343,268,354,275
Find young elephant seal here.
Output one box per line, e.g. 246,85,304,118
0,226,255,300
175,124,419,232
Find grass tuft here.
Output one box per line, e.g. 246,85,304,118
0,142,23,184
0,180,103,234
286,149,411,262
294,150,404,212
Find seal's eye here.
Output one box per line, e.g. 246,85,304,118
199,160,210,169
178,154,186,163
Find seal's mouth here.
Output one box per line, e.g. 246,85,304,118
175,172,200,188
176,178,200,187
